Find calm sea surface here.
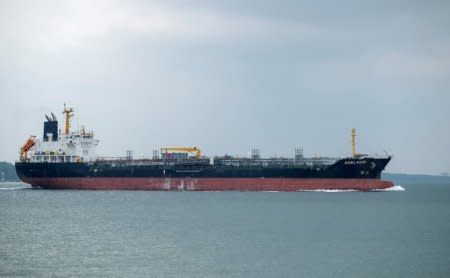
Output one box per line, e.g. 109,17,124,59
1,183,450,277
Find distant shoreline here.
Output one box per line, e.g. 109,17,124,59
383,173,450,185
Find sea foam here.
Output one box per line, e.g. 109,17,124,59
374,185,405,192
297,185,405,192
0,186,30,190
298,189,358,192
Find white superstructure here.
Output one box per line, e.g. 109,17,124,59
21,105,99,163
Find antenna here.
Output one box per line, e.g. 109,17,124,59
126,150,133,160
152,149,159,160
251,148,260,159
295,148,304,160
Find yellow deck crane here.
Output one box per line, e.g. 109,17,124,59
160,147,202,159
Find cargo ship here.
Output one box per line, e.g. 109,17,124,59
15,105,393,191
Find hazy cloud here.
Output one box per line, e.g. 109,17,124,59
1,0,327,53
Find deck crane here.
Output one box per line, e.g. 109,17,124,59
160,147,201,159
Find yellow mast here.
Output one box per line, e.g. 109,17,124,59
352,128,356,158
63,104,74,135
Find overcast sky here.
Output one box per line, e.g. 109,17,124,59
1,0,449,174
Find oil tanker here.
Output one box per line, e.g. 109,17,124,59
15,105,393,191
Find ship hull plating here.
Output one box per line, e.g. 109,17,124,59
15,156,393,191
20,177,393,191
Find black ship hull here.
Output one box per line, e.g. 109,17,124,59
15,157,393,191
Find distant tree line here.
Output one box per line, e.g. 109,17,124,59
0,162,19,181
383,172,450,185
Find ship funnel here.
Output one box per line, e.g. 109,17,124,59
44,113,58,142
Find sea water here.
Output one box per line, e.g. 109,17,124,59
1,182,449,277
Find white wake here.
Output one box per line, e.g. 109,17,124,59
374,185,405,192
298,189,358,192
0,183,30,190
297,185,405,192
0,187,30,190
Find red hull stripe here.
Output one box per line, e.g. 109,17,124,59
22,177,394,191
